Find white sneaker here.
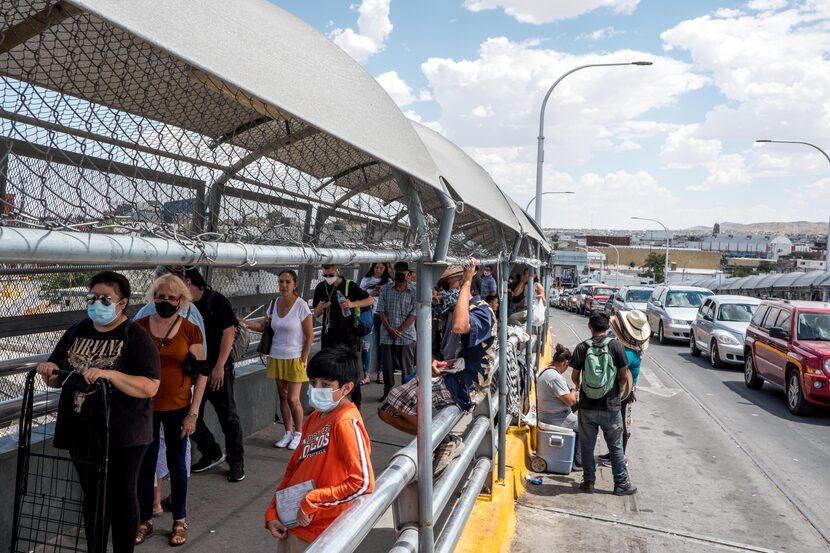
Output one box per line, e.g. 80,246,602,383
288,432,302,450
274,432,293,448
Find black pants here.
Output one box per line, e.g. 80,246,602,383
191,366,245,467
72,443,147,553
381,342,416,395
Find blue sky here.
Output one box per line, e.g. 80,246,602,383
272,0,830,230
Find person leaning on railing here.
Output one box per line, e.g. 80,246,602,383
239,269,313,451
36,271,161,553
134,274,209,547
378,258,495,476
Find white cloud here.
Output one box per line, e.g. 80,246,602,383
470,105,494,118
330,0,393,63
422,38,705,162
463,0,639,24
376,70,416,106
577,26,623,40
657,2,830,194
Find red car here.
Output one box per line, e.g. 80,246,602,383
583,285,618,316
744,300,830,415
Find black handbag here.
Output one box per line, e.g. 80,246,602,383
182,352,211,379
257,298,277,356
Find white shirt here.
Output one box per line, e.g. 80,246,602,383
268,297,312,360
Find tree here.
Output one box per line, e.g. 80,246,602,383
39,271,95,305
729,265,753,278
643,252,665,283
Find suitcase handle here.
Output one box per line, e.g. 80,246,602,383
549,435,564,448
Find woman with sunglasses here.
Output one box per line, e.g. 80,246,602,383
134,274,208,547
36,271,161,553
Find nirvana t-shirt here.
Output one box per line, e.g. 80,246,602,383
49,318,160,449
312,279,369,349
193,289,239,368
570,336,628,411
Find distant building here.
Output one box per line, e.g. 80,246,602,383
713,222,721,235
700,233,792,260
796,259,826,271
586,235,630,247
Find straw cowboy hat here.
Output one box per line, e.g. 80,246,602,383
438,264,465,283
610,310,651,352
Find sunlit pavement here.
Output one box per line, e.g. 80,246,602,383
511,310,830,553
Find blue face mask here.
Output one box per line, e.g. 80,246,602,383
307,385,344,412
87,301,118,326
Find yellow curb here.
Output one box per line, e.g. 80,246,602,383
454,427,531,553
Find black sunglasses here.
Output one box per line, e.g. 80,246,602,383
86,293,120,307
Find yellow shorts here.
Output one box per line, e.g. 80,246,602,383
265,357,308,382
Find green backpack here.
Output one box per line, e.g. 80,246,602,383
581,337,617,399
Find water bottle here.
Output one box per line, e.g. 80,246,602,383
336,291,352,317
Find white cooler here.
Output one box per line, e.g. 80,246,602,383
530,421,576,475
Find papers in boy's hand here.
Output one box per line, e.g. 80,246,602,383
276,480,314,528
440,358,465,374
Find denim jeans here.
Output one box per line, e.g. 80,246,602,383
138,407,189,521
578,408,628,485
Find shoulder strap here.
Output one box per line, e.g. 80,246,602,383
161,315,182,342
267,297,276,318
345,279,350,295
601,336,613,347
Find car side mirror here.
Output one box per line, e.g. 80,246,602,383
702,313,712,321
769,327,790,340
652,300,662,308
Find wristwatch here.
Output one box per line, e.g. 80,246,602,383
187,411,198,420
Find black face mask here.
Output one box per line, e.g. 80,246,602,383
394,271,407,283
155,301,178,319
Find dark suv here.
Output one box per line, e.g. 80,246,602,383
744,300,830,415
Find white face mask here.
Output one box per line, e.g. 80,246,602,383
324,276,337,285
307,385,344,412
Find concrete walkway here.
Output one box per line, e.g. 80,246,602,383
140,381,408,553
511,311,830,553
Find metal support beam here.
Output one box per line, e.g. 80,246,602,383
0,2,79,55
0,227,424,266
415,262,434,553
433,182,457,263
497,256,510,481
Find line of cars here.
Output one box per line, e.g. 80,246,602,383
642,285,830,416
551,282,830,416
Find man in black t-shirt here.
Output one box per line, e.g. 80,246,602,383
570,313,637,496
185,269,246,482
312,264,373,408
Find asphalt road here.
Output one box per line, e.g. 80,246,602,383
512,309,830,553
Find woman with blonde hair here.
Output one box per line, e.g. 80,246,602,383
240,270,313,450
135,274,208,547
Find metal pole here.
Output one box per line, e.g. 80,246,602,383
525,263,535,379
497,257,509,481
533,61,652,226
631,217,669,284
597,242,621,288
415,262,434,553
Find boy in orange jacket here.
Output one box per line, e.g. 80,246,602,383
265,345,374,552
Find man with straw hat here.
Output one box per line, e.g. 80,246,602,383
602,310,651,466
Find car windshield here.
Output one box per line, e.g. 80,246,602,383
626,289,652,302
718,303,757,322
797,312,830,341
593,288,615,296
665,291,711,308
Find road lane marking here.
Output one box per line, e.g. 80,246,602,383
522,504,786,553
637,365,680,398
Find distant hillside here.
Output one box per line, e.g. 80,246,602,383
687,221,826,235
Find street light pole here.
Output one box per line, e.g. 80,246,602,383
579,246,604,282
756,139,830,274
533,61,652,226
597,242,621,288
524,191,574,213
631,216,670,284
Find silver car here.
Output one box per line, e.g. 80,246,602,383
646,285,714,344
689,295,761,367
605,285,654,317
576,281,599,315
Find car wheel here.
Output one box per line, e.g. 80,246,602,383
658,322,668,345
744,354,763,390
710,342,725,368
689,332,701,357
786,369,813,416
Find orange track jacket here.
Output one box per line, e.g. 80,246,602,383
265,400,374,543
